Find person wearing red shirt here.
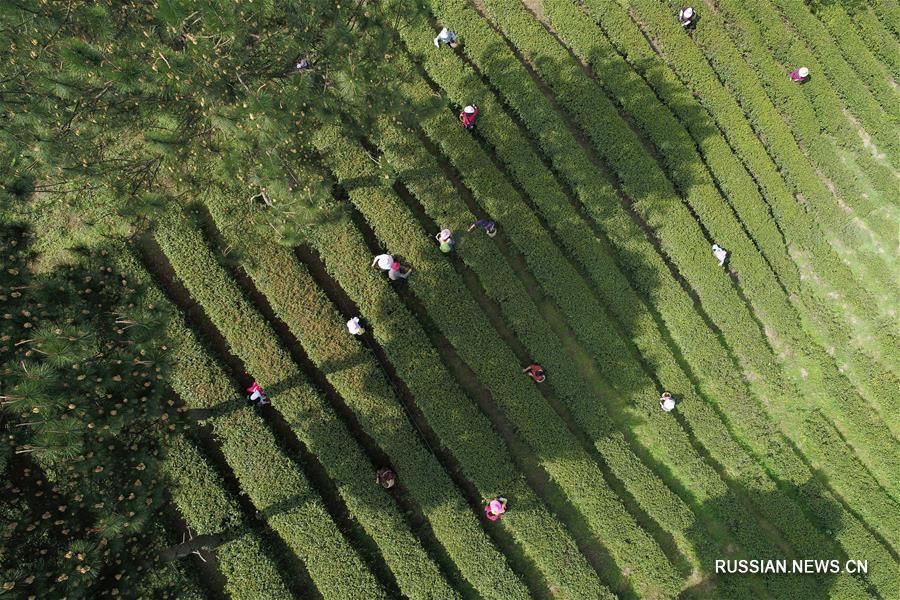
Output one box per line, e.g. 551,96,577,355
522,363,546,383
459,104,478,130
246,381,270,406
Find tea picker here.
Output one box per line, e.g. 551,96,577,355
660,392,676,412
434,27,460,49
679,6,697,28
712,243,728,267
484,497,508,521
435,228,455,253
460,104,478,131
523,363,546,383
790,67,810,83
388,261,412,281
347,317,365,336
246,381,270,406
468,218,497,237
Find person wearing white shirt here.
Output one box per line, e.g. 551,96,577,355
372,253,394,271
660,392,676,412
434,27,459,48
711,243,728,266
347,317,365,336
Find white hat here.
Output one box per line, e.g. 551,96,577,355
439,228,452,241
683,7,693,18
798,67,809,78
375,254,394,270
464,105,475,114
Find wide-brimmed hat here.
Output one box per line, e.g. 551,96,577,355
464,105,475,114
798,67,809,78
489,499,505,514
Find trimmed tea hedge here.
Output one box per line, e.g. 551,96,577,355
762,0,900,163
154,211,389,600
199,194,544,600
371,61,838,599
383,7,892,592
674,0,900,374
164,435,295,600
539,0,900,442
474,0,900,513
576,0,900,427
421,0,900,579
871,0,900,37
812,2,899,114
376,29,887,594
310,123,649,597
847,6,900,76
151,209,509,600
118,247,379,598
699,0,900,252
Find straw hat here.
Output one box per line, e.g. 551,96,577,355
798,67,809,78
463,105,475,114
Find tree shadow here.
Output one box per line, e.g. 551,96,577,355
682,481,888,599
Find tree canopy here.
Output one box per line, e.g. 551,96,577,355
0,223,196,597
1,0,408,238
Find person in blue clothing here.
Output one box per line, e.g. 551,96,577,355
468,218,497,237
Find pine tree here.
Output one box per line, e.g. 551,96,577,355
0,223,191,597
1,0,419,240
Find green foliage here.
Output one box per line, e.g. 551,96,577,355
460,0,900,542
316,122,678,594
0,0,416,252
163,434,295,600
206,192,536,599
153,210,389,600
0,224,191,598
406,1,897,595
577,0,899,390
535,0,900,488
0,0,896,597
134,211,468,598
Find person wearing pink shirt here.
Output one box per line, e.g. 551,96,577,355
484,497,508,521
790,67,809,83
246,381,270,406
